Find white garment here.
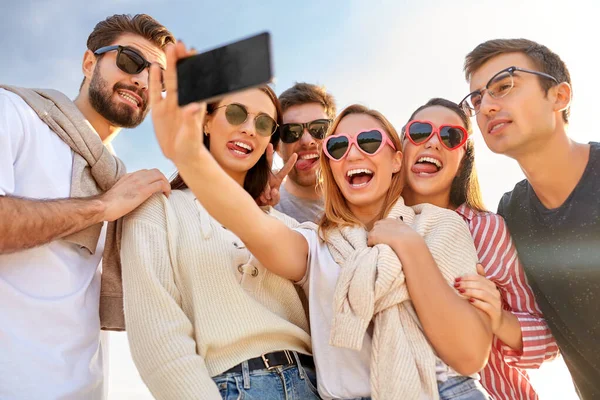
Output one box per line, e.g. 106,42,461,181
0,89,106,400
296,228,372,400
296,227,468,400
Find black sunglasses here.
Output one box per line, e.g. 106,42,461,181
279,119,332,144
213,103,278,137
94,45,164,90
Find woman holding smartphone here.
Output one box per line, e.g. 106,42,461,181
144,42,493,400
121,57,318,399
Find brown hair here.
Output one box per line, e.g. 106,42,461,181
279,82,337,119
464,38,571,123
81,14,174,89
170,86,283,199
318,104,404,234
404,98,486,212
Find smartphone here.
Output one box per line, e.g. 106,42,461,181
176,32,273,106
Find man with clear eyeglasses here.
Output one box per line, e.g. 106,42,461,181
461,38,599,399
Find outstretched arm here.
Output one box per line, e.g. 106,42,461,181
149,42,308,281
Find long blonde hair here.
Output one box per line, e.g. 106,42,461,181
317,104,404,235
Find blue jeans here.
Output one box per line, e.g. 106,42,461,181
438,376,491,400
212,352,320,400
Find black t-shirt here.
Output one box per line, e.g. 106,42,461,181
498,142,600,399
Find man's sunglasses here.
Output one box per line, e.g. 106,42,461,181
323,129,396,161
404,120,468,150
279,119,332,144
213,103,278,137
94,45,164,90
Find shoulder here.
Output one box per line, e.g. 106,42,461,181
588,142,600,167
0,88,41,124
464,207,511,241
124,192,169,228
458,204,505,226
125,190,195,228
497,179,529,215
0,89,29,129
0,88,27,110
413,203,473,239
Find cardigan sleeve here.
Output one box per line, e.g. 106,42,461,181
120,194,222,400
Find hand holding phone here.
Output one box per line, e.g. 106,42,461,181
177,32,273,106
150,42,207,165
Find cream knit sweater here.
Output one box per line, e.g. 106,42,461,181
120,190,312,400
325,198,479,400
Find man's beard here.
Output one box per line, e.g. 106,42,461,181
88,66,149,128
288,164,319,188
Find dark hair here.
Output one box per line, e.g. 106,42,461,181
80,14,174,89
170,86,282,199
405,98,486,212
464,38,571,123
278,82,337,119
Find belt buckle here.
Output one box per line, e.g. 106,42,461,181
261,350,293,371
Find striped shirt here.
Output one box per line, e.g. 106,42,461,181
455,204,560,400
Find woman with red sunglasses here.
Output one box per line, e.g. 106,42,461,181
401,98,559,400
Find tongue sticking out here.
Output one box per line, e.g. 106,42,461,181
412,162,439,174
227,143,250,154
296,158,318,171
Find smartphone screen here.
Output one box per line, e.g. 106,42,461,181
177,32,273,105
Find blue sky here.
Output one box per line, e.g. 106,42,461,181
4,0,599,210
3,0,599,208
3,1,597,397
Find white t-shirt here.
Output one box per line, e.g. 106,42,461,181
296,228,372,400
0,89,107,400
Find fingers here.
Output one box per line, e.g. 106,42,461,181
163,43,179,101
145,179,171,199
266,143,274,169
175,40,196,59
149,64,163,108
277,153,298,181
455,276,498,293
457,276,498,297
468,298,496,318
264,183,272,201
367,235,375,247
375,218,405,229
454,278,501,308
476,263,486,276
270,188,280,206
457,287,493,301
183,101,207,122
257,194,268,207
